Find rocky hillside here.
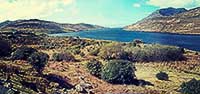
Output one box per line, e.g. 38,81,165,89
125,7,200,34
0,19,104,34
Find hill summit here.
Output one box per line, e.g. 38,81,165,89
0,19,104,34
125,7,200,34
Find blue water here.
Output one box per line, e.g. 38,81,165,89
50,28,200,51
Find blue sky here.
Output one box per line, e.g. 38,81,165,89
0,0,199,27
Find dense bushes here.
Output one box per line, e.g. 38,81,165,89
52,52,75,62
10,46,49,74
11,46,37,60
0,39,12,57
156,71,169,81
101,60,136,84
86,59,103,78
28,52,49,73
99,43,184,62
180,78,200,94
126,44,185,62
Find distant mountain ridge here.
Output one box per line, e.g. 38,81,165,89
0,19,104,34
145,7,187,19
125,7,200,34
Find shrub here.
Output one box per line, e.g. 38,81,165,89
0,39,12,57
156,71,169,81
86,59,103,78
99,43,130,60
11,46,37,60
28,52,49,73
101,60,136,84
52,52,75,62
180,78,200,94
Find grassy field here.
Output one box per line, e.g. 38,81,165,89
0,33,200,94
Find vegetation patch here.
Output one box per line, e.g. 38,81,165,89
99,43,130,60
86,59,103,78
28,52,49,74
11,46,38,60
180,78,200,94
0,39,12,57
126,44,185,62
156,71,169,81
101,60,136,84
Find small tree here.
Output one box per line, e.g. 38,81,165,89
101,60,136,84
156,71,169,81
86,59,103,78
28,52,49,74
180,78,200,94
11,46,37,60
0,39,12,57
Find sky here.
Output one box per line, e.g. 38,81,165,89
0,0,200,27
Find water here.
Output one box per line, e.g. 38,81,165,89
50,28,200,51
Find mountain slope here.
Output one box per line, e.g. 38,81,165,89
0,19,104,34
124,7,200,34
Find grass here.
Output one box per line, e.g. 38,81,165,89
135,63,200,94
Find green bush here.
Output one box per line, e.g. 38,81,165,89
156,71,169,81
86,59,103,78
127,44,185,62
0,39,12,57
101,60,136,84
180,78,200,94
11,46,38,60
52,52,75,62
28,52,49,73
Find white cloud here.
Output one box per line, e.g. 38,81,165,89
133,3,141,8
0,0,75,21
147,0,200,8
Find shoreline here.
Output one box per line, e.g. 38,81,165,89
48,35,200,52
123,29,200,36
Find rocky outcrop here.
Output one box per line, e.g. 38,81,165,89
0,19,104,34
125,7,200,34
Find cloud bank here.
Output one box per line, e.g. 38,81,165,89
0,0,75,21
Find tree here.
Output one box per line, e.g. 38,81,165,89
28,52,49,74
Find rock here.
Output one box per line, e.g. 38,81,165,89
75,76,94,94
75,84,87,93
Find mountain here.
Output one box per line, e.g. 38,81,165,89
124,7,200,34
0,19,104,34
145,7,187,19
